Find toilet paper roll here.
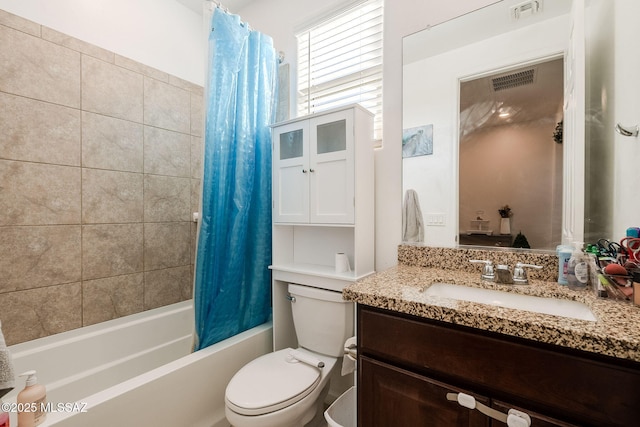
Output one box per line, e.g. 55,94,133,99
341,336,357,376
335,253,351,274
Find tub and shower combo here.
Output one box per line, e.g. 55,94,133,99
5,301,273,426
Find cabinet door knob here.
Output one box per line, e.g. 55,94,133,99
309,168,315,173
302,169,308,173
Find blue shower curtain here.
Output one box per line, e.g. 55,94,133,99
194,10,277,350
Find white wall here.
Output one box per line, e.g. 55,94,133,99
584,0,639,241
584,0,614,242
611,0,640,238
238,0,496,271
459,124,563,249
0,0,204,85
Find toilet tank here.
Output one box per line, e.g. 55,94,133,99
288,283,354,357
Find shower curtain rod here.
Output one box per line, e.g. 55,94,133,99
206,0,285,64
210,0,229,13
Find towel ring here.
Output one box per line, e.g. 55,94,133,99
615,123,639,137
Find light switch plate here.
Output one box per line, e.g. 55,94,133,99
426,213,446,226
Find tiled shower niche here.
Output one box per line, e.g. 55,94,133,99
0,9,204,345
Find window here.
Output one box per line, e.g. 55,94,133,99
297,0,384,141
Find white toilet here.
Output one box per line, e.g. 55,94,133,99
225,283,354,427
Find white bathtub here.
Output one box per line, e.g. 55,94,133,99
5,300,273,427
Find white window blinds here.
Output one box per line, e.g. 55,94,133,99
297,0,384,141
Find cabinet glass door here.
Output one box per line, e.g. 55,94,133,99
316,120,346,154
309,111,355,224
273,122,309,223
279,129,304,159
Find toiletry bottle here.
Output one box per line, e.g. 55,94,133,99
17,371,46,427
0,398,9,427
633,271,640,306
586,253,607,297
567,242,589,290
556,244,573,285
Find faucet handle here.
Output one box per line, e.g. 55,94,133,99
513,263,543,285
469,259,495,281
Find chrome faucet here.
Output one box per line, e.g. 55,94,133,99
469,260,495,281
496,263,543,285
471,260,543,285
512,262,543,285
495,264,514,284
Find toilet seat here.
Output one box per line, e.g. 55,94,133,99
225,348,322,416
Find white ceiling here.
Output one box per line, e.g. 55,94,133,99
459,57,564,136
175,0,255,15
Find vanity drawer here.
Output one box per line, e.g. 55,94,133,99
358,305,640,427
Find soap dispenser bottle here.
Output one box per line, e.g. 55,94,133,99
17,371,46,427
566,242,589,290
0,398,9,427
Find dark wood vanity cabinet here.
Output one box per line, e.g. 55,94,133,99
357,305,640,427
360,356,489,426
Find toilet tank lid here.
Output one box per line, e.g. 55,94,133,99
288,283,345,303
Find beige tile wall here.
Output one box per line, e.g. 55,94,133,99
0,9,204,345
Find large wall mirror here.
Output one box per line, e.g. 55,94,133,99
402,0,631,252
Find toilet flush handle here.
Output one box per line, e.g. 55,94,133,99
287,349,325,368
286,294,296,303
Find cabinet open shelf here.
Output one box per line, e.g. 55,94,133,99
270,262,356,280
269,263,370,293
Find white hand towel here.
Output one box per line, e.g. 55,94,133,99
0,321,16,397
402,189,425,243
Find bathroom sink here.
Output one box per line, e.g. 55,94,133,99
423,283,597,321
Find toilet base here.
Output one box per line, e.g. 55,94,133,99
226,383,330,427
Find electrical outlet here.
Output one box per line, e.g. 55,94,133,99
426,213,446,226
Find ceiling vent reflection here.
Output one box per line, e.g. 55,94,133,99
492,68,535,91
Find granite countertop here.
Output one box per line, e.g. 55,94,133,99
344,264,640,363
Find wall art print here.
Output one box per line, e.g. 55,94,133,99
402,124,433,158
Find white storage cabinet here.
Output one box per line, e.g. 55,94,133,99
270,105,375,351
